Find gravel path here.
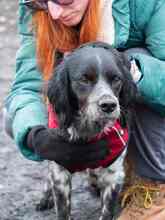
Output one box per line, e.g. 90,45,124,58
0,1,101,219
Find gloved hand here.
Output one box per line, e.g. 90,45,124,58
26,125,109,169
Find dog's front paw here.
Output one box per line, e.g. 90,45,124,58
36,195,54,211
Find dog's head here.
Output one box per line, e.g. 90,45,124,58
48,42,137,139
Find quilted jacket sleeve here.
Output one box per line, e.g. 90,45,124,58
130,1,165,116
5,1,47,161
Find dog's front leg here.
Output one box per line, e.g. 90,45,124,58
98,149,127,220
36,174,55,211
49,161,72,220
99,182,122,220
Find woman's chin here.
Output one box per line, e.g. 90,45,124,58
61,16,81,27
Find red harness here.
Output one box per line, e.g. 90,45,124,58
48,105,128,172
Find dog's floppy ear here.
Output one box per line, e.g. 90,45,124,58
48,63,77,128
118,52,137,109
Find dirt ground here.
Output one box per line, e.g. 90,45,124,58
0,1,101,219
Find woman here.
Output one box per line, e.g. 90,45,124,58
4,0,165,219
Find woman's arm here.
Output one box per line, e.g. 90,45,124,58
5,2,47,161
26,125,109,171
128,1,165,116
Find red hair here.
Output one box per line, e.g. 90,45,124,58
32,0,101,80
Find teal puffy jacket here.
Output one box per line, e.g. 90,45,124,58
5,0,165,161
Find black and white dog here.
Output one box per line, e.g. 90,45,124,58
39,42,137,220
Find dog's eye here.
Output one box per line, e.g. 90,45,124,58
80,73,96,84
112,76,121,83
81,77,90,84
111,75,122,93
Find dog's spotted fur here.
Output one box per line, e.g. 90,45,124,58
38,42,137,220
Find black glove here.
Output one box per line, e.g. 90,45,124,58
26,125,109,169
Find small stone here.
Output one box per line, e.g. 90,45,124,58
0,184,4,190
0,16,6,23
9,19,15,26
0,26,6,32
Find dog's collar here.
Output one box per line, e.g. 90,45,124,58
48,103,128,172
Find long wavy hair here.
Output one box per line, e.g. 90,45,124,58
32,0,101,80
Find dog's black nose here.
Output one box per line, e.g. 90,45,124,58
99,101,117,113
